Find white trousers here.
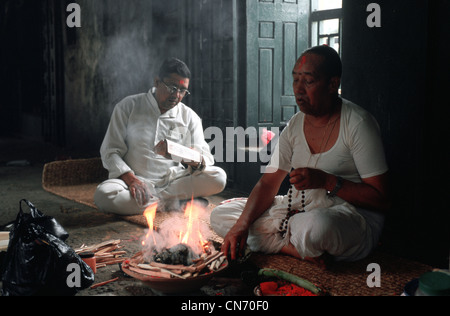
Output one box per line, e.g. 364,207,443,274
210,189,384,262
94,166,227,215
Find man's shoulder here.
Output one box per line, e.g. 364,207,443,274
342,98,375,122
114,91,152,112
285,110,304,130
177,102,201,120
119,92,149,105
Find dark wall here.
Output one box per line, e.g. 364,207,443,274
61,0,188,153
341,0,449,267
0,1,45,138
62,0,155,153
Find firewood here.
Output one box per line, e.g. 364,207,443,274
95,254,115,260
75,239,121,254
76,240,128,270
131,251,143,260
181,272,192,278
195,251,224,273
128,266,172,279
95,245,117,254
214,256,226,270
137,263,161,271
200,251,223,267
158,268,187,279
90,277,119,289
150,261,197,273
97,245,124,254
96,258,127,265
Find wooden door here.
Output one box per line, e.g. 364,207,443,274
246,0,309,129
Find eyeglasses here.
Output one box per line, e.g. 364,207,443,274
160,80,190,98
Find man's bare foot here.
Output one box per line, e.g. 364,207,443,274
280,243,331,270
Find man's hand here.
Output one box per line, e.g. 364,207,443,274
120,172,153,207
289,168,330,191
154,140,171,159
221,223,249,261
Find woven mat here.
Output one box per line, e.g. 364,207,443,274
42,158,107,209
249,251,432,296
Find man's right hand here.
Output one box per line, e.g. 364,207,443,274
120,172,153,207
221,223,249,261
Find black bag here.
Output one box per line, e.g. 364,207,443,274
1,199,94,296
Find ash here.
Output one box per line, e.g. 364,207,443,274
152,243,199,266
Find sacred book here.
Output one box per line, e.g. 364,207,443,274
154,139,202,164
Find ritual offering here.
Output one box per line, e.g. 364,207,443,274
254,268,324,296
122,200,228,293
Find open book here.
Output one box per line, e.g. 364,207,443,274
154,139,202,164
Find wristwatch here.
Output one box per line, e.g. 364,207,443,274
328,176,343,197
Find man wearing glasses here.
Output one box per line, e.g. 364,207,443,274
94,58,227,215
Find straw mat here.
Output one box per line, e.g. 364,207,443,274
42,157,107,209
249,251,432,296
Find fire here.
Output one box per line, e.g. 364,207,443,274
179,199,209,254
141,198,210,256
142,202,157,247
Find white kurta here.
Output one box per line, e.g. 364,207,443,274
100,88,214,191
211,99,388,262
95,89,226,215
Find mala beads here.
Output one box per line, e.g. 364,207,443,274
279,186,306,238
278,111,340,238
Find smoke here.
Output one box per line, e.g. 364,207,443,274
141,200,213,263
99,30,157,113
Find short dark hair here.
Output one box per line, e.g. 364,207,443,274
301,45,342,79
158,57,191,80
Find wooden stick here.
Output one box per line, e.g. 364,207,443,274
75,239,121,253
128,266,172,279
217,256,226,270
95,254,115,260
194,251,224,273
198,251,223,267
158,268,187,279
136,263,187,279
90,277,119,289
150,261,197,273
97,258,127,265
137,263,161,271
95,246,117,255
131,251,143,260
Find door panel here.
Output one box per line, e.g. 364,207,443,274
247,0,309,129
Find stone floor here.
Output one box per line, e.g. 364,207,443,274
0,136,255,296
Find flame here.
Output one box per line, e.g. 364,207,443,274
179,198,209,253
141,198,210,256
142,202,158,247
